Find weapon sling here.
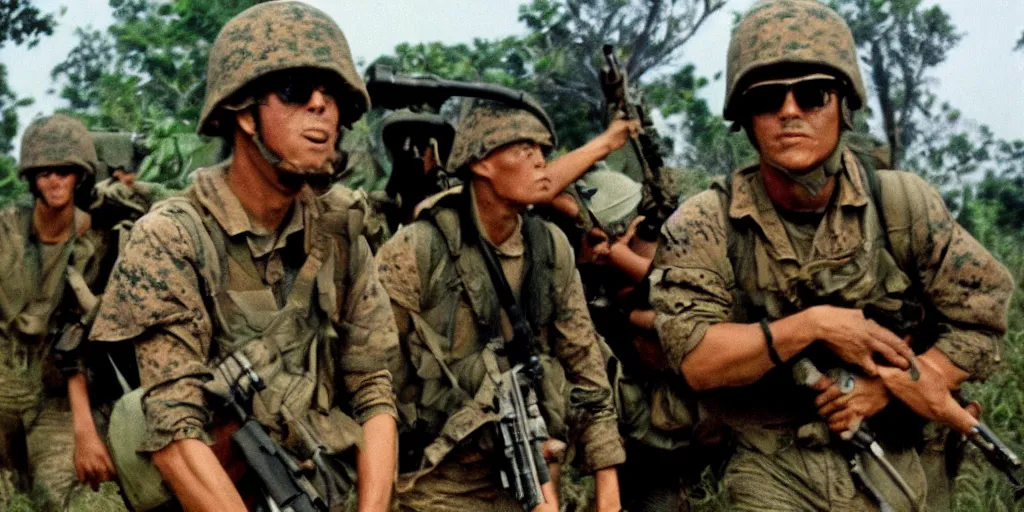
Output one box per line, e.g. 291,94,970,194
469,207,553,510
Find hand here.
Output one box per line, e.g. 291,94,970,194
532,504,559,512
578,228,611,264
877,356,977,434
601,119,642,153
612,216,645,249
815,374,890,434
808,306,914,376
74,428,117,489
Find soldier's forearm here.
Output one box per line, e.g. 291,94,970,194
67,372,98,437
919,347,970,390
357,413,397,512
594,466,622,512
681,313,817,391
151,438,247,512
540,135,618,203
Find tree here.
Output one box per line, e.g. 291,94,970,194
49,0,265,189
0,0,57,205
831,0,961,169
52,0,265,132
646,65,755,175
519,0,726,147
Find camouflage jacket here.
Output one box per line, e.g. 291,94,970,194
650,150,1013,427
376,188,625,477
0,205,105,395
90,164,398,453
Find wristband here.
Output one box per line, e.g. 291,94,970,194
761,318,784,367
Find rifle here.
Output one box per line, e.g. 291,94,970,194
864,304,1022,499
600,45,673,242
211,353,328,512
496,363,553,512
792,301,1023,503
473,197,552,511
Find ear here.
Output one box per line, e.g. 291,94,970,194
236,108,258,137
469,157,496,180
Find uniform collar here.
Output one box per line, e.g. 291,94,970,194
728,148,870,262
191,162,309,256
728,148,869,223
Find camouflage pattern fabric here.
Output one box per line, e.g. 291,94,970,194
0,204,123,510
19,115,98,177
395,458,521,512
24,397,129,512
199,0,370,135
649,150,1013,509
724,426,924,511
723,0,867,120
89,164,398,507
447,98,555,172
376,189,625,508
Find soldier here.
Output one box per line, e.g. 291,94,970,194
375,97,629,511
0,114,126,510
649,0,1013,510
89,2,399,510
565,169,718,512
379,109,457,233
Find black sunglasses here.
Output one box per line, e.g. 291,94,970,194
740,78,839,116
33,167,79,179
260,71,340,105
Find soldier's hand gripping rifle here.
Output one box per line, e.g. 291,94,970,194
864,304,1024,500
600,45,673,243
212,354,327,512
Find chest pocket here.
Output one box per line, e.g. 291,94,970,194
168,196,361,458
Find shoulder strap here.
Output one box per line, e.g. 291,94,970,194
160,195,226,297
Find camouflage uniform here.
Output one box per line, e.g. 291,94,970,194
650,2,1013,510
0,115,125,511
376,99,625,511
89,2,397,510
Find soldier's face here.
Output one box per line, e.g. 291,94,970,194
34,168,78,209
748,76,842,172
474,141,551,205
255,86,340,173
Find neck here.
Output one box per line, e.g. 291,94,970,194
33,199,77,244
760,160,836,213
471,179,521,246
229,133,300,232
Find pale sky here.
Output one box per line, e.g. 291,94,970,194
1,0,1022,154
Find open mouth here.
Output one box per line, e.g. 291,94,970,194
303,129,330,144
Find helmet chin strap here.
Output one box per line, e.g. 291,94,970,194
249,123,335,176
764,133,848,197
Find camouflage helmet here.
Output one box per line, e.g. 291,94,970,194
19,114,98,177
198,1,370,136
447,96,556,173
577,167,642,238
723,0,867,121
90,131,140,181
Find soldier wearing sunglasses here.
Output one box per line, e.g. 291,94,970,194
649,0,1012,510
89,2,399,511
